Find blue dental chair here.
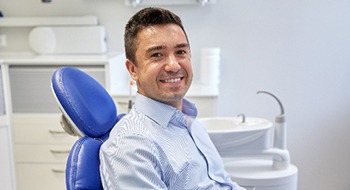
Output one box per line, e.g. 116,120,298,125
51,66,124,190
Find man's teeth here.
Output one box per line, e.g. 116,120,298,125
164,78,181,83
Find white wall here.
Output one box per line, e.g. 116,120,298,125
1,0,350,189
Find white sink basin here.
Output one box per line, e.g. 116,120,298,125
199,117,273,157
200,117,272,132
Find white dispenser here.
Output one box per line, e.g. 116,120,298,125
200,47,221,85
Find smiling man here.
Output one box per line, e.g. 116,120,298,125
126,23,192,110
99,7,245,190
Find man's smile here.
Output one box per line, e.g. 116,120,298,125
161,77,183,83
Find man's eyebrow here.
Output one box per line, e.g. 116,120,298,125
147,45,166,53
175,43,189,49
146,43,189,53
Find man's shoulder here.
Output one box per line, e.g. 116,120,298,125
107,110,156,140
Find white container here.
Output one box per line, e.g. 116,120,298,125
224,158,298,190
200,48,221,85
28,26,107,54
108,54,130,94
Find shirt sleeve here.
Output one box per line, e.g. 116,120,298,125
99,133,168,190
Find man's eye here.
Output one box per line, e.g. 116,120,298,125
177,50,187,55
151,53,162,57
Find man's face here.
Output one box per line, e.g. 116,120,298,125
126,24,193,110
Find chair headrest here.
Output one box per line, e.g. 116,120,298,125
51,66,117,138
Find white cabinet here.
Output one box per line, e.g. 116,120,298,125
0,118,16,190
0,63,16,190
9,65,105,113
1,54,113,190
12,114,77,190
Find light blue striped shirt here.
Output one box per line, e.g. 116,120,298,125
100,94,244,190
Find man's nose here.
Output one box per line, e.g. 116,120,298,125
164,54,181,72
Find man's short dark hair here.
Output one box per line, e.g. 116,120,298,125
124,7,189,64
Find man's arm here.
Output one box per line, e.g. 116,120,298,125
99,134,167,189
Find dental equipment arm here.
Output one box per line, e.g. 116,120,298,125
257,91,290,170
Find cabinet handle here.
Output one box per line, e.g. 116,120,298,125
51,169,66,173
50,149,70,154
49,130,67,135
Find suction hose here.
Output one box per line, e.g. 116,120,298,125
257,91,290,170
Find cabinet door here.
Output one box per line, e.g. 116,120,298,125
12,114,77,144
16,164,66,190
12,114,75,190
9,65,105,113
0,126,15,190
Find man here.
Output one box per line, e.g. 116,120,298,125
100,7,245,190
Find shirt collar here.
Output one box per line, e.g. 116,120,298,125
133,93,198,127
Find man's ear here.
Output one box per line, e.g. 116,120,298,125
126,59,138,81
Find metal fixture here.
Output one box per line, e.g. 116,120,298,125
257,91,285,116
237,113,246,123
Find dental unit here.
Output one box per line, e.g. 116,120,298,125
199,91,298,190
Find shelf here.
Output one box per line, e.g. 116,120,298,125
0,52,117,65
0,16,98,27
125,0,216,7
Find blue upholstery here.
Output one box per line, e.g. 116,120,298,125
51,66,123,190
66,137,103,190
51,66,117,138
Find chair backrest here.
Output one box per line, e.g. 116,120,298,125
51,66,122,190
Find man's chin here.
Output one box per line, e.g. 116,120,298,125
158,92,186,103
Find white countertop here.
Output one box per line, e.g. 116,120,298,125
0,52,117,65
0,16,98,27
